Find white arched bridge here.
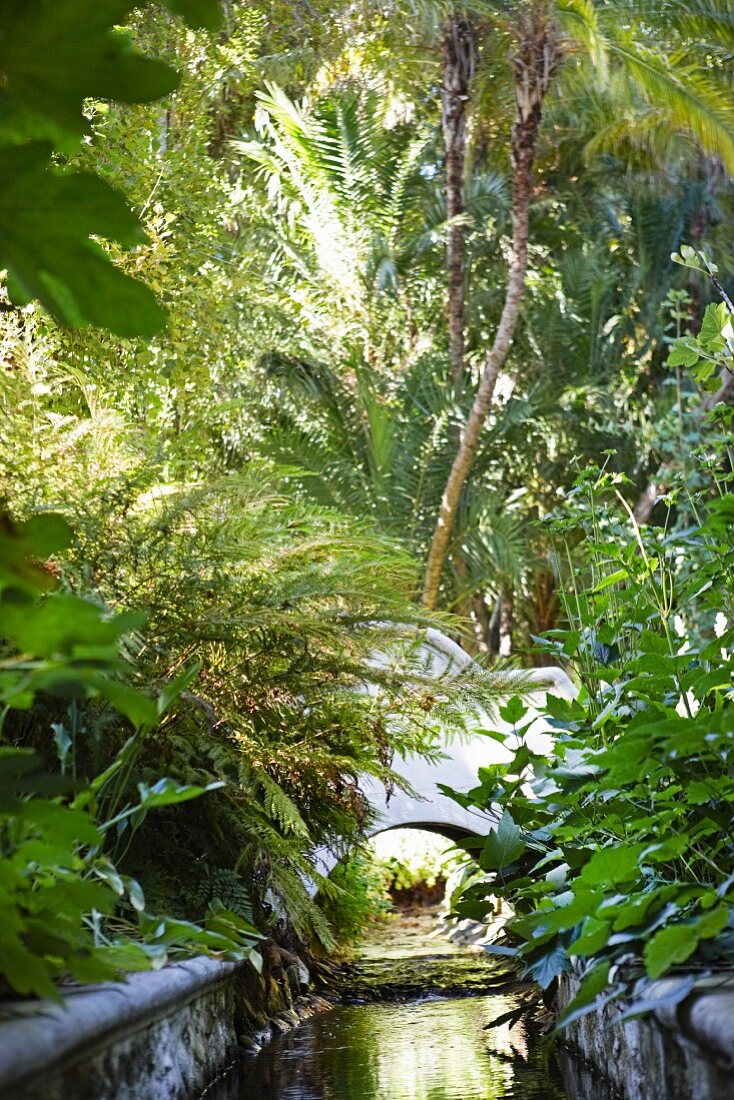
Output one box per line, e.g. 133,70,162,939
315,629,576,878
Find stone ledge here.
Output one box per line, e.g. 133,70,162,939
558,972,734,1100
652,975,734,1070
0,957,241,1098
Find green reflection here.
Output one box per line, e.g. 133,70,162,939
319,999,516,1100
210,912,586,1100
223,997,570,1100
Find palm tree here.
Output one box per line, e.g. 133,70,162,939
255,349,541,639
231,83,442,371
442,13,478,384
231,63,734,652
422,0,734,608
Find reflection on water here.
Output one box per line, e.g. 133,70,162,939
206,911,611,1100
209,996,588,1100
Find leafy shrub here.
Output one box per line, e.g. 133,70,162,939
448,282,734,1023
0,0,221,335
371,829,461,894
55,471,500,949
0,512,261,1000
318,850,394,946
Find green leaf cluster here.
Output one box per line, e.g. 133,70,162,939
0,511,260,999
0,0,220,335
448,407,734,1024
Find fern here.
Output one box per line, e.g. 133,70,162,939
190,867,255,923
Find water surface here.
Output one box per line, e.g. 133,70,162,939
207,913,610,1100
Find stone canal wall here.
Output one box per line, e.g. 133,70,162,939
0,942,323,1099
558,973,734,1100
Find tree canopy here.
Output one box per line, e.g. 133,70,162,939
2,0,734,1023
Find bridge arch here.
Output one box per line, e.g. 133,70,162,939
313,629,575,882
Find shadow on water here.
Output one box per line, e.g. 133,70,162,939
205,911,614,1100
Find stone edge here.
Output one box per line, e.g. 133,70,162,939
0,956,242,1093
558,970,734,1098
650,975,734,1068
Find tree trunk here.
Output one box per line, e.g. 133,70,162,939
422,20,559,609
442,15,476,385
471,590,493,652
499,590,514,657
449,553,479,655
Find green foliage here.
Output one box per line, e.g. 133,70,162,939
371,829,461,894
668,246,734,388
231,81,446,369
0,0,220,334
448,411,734,1021
5,0,734,1014
0,142,166,338
187,866,255,924
49,468,503,948
0,512,148,721
0,513,261,999
319,851,393,946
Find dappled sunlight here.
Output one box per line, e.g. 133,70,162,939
2,3,733,1098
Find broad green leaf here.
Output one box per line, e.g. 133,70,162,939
456,898,493,921
0,2,178,146
0,940,60,1000
579,845,644,887
35,878,117,917
93,942,154,973
163,0,223,30
527,945,569,988
124,876,146,912
644,924,699,979
10,838,85,870
569,917,611,957
593,569,628,592
699,302,729,350
98,680,158,729
136,777,225,809
696,906,731,939
0,145,167,336
667,342,700,368
68,953,129,985
556,961,611,1029
0,748,45,790
644,908,729,980
15,800,101,848
22,919,79,959
205,902,263,941
499,696,528,725
94,862,124,897
157,661,202,717
0,512,69,594
479,810,526,871
16,514,73,557
88,733,143,796
52,723,72,772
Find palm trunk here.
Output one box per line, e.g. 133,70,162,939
423,20,558,609
499,590,514,657
442,15,476,385
471,591,493,652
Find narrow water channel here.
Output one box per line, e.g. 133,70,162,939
206,911,612,1100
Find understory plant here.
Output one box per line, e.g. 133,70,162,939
0,512,262,1000
40,467,506,951
448,279,734,1025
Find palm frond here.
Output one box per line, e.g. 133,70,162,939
607,36,734,173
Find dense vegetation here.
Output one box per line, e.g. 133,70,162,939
2,0,734,1022
450,333,734,1023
